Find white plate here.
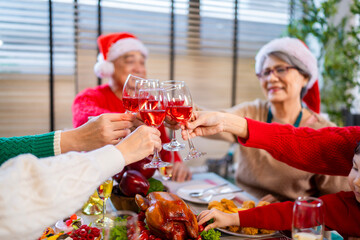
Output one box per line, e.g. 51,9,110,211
176,183,236,204
55,217,83,233
217,228,278,238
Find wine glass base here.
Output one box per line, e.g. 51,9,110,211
95,216,113,228
145,161,172,169
184,150,206,161
161,175,172,181
163,142,185,151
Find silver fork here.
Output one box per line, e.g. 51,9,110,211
199,189,244,202
189,183,228,198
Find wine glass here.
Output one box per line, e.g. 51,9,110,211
164,82,205,161
102,210,139,240
161,80,186,151
95,177,114,227
135,78,159,107
292,196,324,240
123,76,159,114
122,74,146,113
138,87,171,168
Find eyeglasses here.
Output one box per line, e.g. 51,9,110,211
256,66,298,80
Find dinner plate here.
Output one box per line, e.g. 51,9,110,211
217,228,278,238
176,183,236,204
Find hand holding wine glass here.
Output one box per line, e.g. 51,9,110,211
116,125,162,166
161,80,187,151
138,87,171,168
164,82,205,161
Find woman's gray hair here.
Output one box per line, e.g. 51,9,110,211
259,51,312,99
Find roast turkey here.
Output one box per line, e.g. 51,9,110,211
135,192,198,240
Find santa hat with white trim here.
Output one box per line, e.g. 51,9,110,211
94,32,148,78
255,37,321,114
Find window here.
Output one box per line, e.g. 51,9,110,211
0,0,299,156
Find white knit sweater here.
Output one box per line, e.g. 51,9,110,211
0,145,125,240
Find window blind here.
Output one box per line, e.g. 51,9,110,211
0,1,50,136
0,0,300,158
0,1,50,74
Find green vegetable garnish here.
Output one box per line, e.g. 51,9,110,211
200,228,221,240
108,216,128,240
147,178,164,193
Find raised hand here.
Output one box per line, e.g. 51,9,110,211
181,111,248,140
181,111,226,140
197,208,240,232
117,125,162,165
62,113,136,153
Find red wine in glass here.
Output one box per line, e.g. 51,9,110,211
122,74,145,113
123,76,159,113
146,99,161,110
140,109,166,128
166,105,193,123
163,81,206,160
122,96,139,112
161,82,187,151
138,88,170,169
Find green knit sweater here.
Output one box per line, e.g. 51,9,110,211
0,132,55,165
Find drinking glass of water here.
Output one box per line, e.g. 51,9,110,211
292,196,324,240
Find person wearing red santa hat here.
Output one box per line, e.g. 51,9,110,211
72,32,191,182
197,37,349,202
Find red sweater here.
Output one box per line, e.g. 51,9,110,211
239,118,360,176
237,118,360,238
72,84,180,162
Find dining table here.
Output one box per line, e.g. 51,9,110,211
158,172,257,215
74,172,290,240
157,172,289,240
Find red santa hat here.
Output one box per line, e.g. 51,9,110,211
255,37,320,113
94,32,148,78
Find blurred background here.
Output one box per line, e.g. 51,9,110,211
0,0,359,167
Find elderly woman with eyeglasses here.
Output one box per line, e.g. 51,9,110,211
207,37,349,202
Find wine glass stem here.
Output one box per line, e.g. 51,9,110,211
153,149,161,162
172,129,176,140
186,130,195,150
102,199,106,222
169,130,178,144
